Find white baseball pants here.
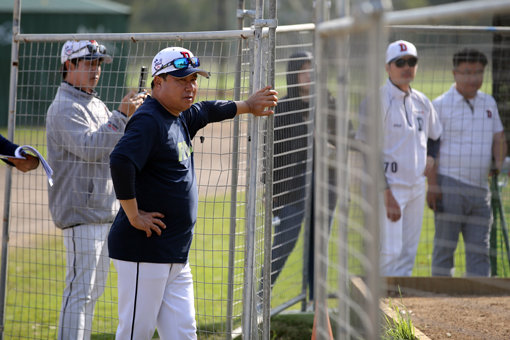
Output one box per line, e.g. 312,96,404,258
379,181,425,276
113,260,197,340
59,223,110,340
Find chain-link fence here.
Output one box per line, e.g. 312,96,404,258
3,0,510,339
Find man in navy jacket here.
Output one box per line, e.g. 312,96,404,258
109,46,278,340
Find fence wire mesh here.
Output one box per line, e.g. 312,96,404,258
4,36,262,339
3,2,510,340
386,26,510,277
263,27,315,313
314,1,510,338
315,17,385,339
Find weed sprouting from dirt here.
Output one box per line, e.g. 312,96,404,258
382,287,417,340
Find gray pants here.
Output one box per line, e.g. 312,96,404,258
59,224,110,340
432,175,492,277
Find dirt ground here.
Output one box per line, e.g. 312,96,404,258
384,295,510,340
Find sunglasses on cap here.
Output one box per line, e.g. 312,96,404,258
393,57,418,68
159,57,201,73
72,43,107,56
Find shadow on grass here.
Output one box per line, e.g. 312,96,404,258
91,334,115,340
269,313,315,340
90,314,321,339
91,331,160,339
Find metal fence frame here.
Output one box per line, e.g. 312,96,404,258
1,0,319,339
0,1,278,340
4,0,510,338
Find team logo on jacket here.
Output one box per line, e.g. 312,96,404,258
178,141,193,162
487,110,492,118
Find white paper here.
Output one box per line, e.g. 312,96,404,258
14,145,54,186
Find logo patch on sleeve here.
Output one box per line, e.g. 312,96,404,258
107,122,119,132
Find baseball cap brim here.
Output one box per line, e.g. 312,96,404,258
81,52,113,64
162,68,210,79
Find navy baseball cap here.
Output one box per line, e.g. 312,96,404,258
151,47,209,78
61,40,112,64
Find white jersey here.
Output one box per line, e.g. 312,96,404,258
433,85,503,189
357,79,442,188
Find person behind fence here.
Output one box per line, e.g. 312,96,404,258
356,40,442,276
107,46,278,339
46,39,145,340
427,48,507,277
265,51,337,302
0,134,39,172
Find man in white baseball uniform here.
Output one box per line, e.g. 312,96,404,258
427,48,507,277
357,40,442,276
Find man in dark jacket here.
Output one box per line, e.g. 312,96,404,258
108,46,278,339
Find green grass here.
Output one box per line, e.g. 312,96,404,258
2,192,252,339
4,239,119,339
382,301,417,340
269,313,315,339
381,287,418,340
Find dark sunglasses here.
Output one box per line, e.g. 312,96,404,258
160,57,200,72
73,43,107,56
394,57,418,68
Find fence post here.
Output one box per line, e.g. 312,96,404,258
241,0,265,337
0,0,21,338
363,2,387,339
260,0,277,337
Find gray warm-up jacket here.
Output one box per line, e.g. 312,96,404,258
46,82,128,229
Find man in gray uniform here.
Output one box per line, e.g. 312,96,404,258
46,40,144,340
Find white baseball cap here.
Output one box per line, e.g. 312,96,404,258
61,40,112,64
386,40,418,64
151,47,209,78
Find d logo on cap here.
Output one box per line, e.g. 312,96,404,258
386,40,418,64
